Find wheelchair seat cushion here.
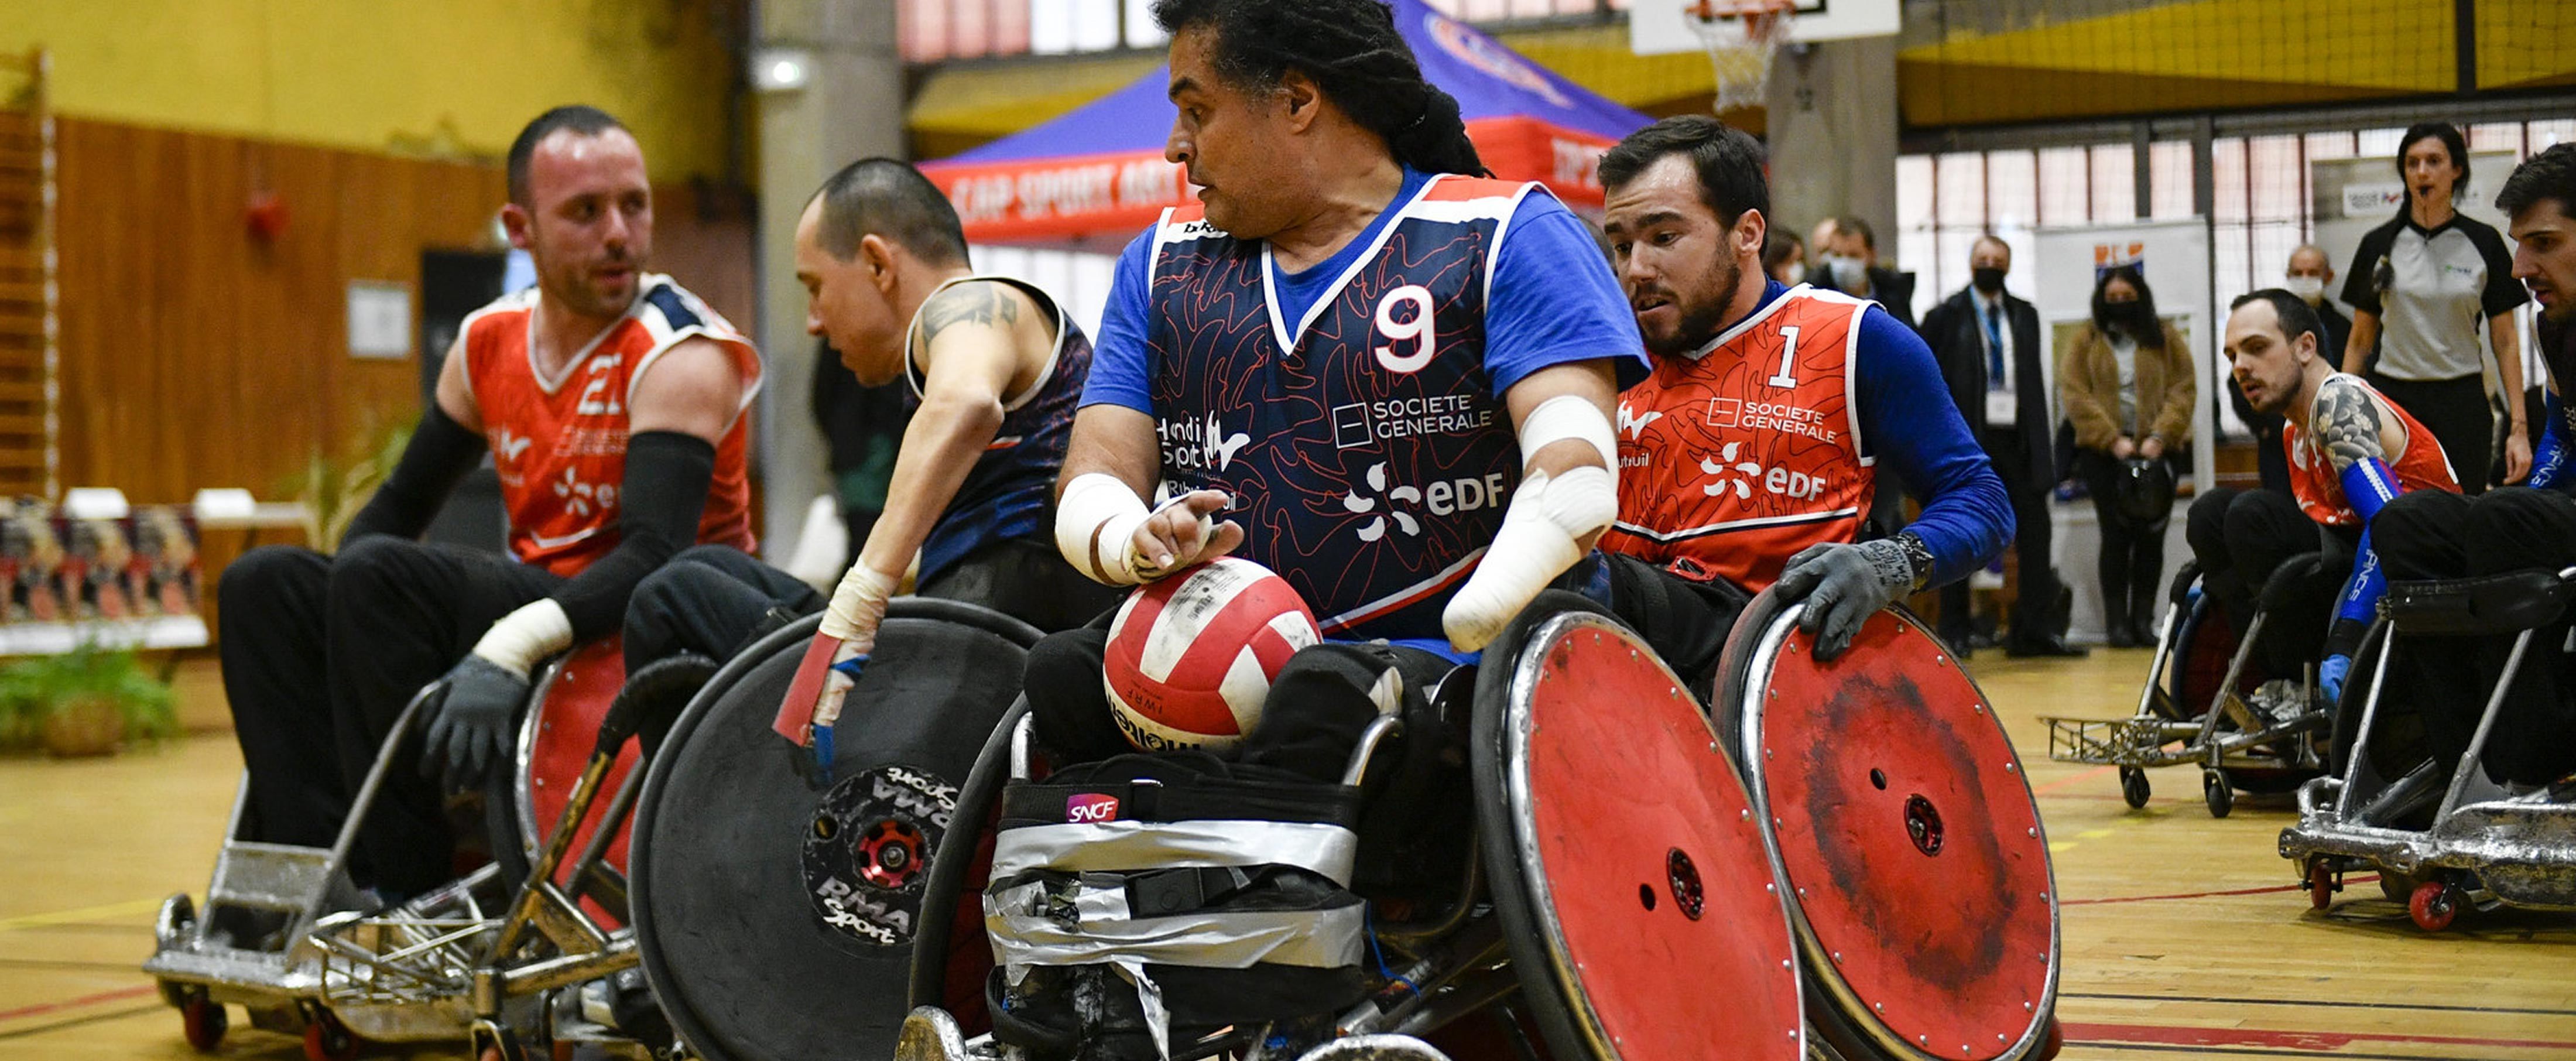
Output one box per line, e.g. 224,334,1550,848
2385,570,2576,636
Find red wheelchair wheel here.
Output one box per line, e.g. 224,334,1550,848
1474,608,1803,1060
1714,599,2059,1061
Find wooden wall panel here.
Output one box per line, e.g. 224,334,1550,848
52,117,756,507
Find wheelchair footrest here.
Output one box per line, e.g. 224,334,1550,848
2043,716,2195,766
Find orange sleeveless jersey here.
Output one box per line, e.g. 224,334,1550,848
2281,372,2459,528
1602,285,1876,590
460,275,762,577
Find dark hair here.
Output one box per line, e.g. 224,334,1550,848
2395,121,2471,208
1152,0,1486,177
507,105,629,206
1598,115,1770,228
810,158,970,267
1832,215,1876,251
2229,288,2324,352
2090,264,2163,347
2498,142,2576,221
1971,232,2010,259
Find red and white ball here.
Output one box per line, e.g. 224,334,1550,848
1103,558,1320,753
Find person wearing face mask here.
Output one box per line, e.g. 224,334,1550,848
1923,236,2082,657
1763,230,1806,286
1804,215,1918,330
2230,246,2354,495
2060,265,2195,646
2342,121,2530,495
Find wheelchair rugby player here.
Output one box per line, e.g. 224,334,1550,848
892,10,2058,1055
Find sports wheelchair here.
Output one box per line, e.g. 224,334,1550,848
2279,565,2576,932
145,636,671,1060
2043,555,2340,817
805,588,2068,1061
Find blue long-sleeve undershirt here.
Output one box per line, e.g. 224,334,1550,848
2332,457,2403,648
1841,292,2016,587
2530,391,2568,491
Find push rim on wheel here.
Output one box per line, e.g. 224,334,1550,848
1472,606,1804,1060
1718,598,2059,1061
631,601,1039,1061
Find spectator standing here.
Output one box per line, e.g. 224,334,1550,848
1924,235,2082,657
2061,265,2195,646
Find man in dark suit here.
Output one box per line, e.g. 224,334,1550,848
1924,235,2084,657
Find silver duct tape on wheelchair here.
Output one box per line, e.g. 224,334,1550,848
987,819,1365,968
985,813,1366,1053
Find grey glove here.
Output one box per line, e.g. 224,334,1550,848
420,655,529,793
1770,538,1921,660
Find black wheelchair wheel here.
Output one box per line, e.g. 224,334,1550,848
629,598,1038,1061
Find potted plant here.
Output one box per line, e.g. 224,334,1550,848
0,641,177,757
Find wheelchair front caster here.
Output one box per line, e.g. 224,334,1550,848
179,990,226,1053
302,1011,358,1061
2118,766,2149,809
2408,879,2464,932
2305,859,2338,911
2202,768,2232,818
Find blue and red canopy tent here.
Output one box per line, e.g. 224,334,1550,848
921,0,1653,246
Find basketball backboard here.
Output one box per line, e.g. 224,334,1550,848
1629,0,1900,57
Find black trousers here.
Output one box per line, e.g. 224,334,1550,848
1942,429,2062,648
1025,555,1749,781
621,544,827,672
2079,449,2173,635
2371,372,2491,495
2183,487,2347,675
2372,487,2576,786
218,538,561,896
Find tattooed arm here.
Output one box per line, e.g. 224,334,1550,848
2311,375,2408,694
813,280,1046,653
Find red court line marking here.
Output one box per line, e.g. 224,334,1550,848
2063,876,2378,906
2033,764,2115,796
0,985,157,1023
2065,1019,2576,1052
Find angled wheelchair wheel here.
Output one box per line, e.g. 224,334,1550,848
2166,595,2246,723
629,599,1040,1061
499,636,637,923
1712,593,2059,1061
1471,600,1804,1061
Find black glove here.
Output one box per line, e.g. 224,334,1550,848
420,655,529,793
1770,538,1921,660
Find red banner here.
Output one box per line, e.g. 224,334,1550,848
923,118,1618,245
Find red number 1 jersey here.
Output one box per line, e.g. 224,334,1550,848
461,275,762,577
1602,285,1877,590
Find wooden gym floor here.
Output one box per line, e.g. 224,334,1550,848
3,649,2572,1059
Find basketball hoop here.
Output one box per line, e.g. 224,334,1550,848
1686,0,1796,115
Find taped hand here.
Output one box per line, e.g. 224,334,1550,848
421,655,528,793
1770,539,1917,660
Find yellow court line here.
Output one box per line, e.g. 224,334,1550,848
0,898,162,932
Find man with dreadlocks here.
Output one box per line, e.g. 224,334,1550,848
1024,0,1646,780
